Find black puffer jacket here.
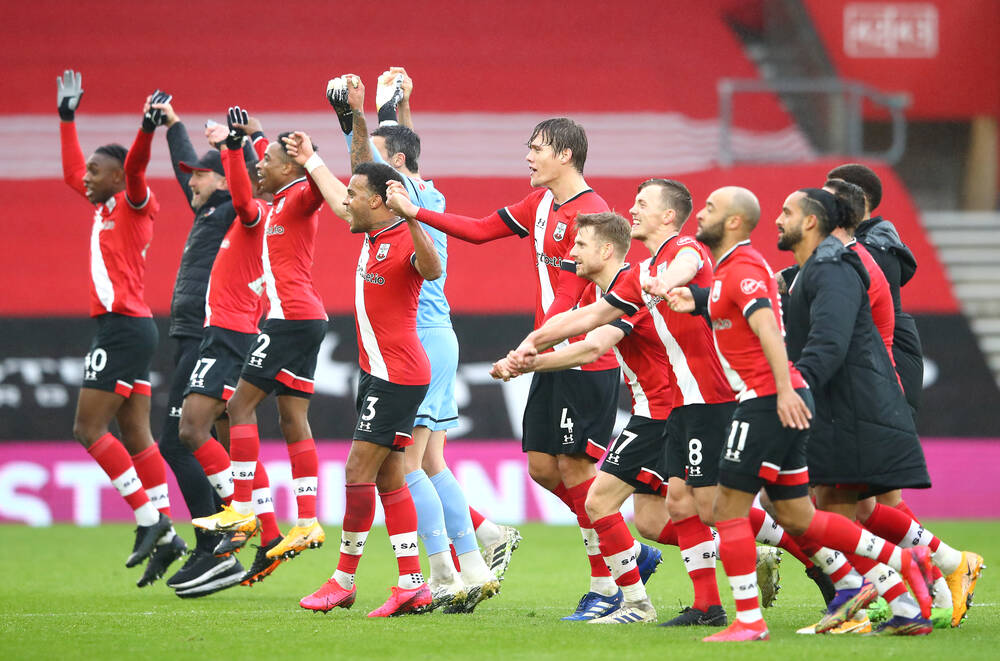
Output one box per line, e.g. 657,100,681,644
855,216,923,412
166,122,236,339
785,236,929,493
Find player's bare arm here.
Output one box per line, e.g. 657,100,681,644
344,74,374,169
642,248,700,298
747,307,811,430
281,131,350,221
665,286,696,313
512,299,623,367
525,325,622,373
407,218,442,281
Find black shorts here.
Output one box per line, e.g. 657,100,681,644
81,313,158,398
240,318,327,398
717,389,814,501
355,371,428,451
666,402,736,487
600,415,669,496
521,368,620,460
184,326,256,402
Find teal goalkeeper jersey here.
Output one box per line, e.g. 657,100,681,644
346,134,451,328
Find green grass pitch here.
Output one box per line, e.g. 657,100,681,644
2,521,997,660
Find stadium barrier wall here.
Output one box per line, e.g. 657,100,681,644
1,439,997,526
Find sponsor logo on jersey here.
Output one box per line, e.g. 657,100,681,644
376,243,390,261
220,238,231,249
711,280,723,302
356,265,386,285
99,220,115,231
712,318,732,331
740,278,766,295
536,252,561,268
553,221,567,241
266,224,285,236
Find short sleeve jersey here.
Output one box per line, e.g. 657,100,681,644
604,234,734,407
355,220,431,386
708,241,807,400
849,241,895,357
497,187,618,371
88,189,159,318
587,264,674,419
205,200,267,334
261,177,327,321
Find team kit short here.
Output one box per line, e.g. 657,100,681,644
355,371,428,451
600,415,669,495
413,326,459,432
521,367,621,460
716,388,815,501
665,401,737,487
184,326,256,402
81,313,158,398
240,319,327,398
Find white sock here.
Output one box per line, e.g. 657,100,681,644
333,570,354,589
475,518,504,546
134,502,159,527
932,543,963,575
398,571,425,589
457,550,494,585
591,576,618,596
231,500,253,516
429,551,458,584
297,517,317,528
933,576,951,608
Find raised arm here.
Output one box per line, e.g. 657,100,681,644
408,218,442,281
282,131,350,221
385,180,513,243
157,99,197,204
57,70,87,197
124,89,171,207
222,144,262,226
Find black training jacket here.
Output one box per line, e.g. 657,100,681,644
165,122,236,339
785,235,929,493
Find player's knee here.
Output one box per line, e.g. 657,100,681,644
527,462,560,491
72,419,102,446
633,511,660,542
177,418,202,451
583,491,608,522
666,491,696,521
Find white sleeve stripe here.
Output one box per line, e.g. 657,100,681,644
126,186,151,210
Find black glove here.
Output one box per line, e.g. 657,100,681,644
142,89,172,132
376,74,404,126
226,106,249,150
326,77,354,135
57,69,83,121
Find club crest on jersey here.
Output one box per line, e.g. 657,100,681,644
740,278,766,295
553,221,567,241
376,243,390,261
711,280,723,302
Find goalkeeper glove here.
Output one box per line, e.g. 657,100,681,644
57,69,83,121
326,77,354,135
376,73,404,126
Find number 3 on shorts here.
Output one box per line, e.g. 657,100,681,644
361,396,379,421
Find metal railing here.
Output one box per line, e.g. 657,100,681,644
718,77,911,166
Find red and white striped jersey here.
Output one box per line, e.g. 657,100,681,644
354,220,430,386
497,187,618,371
583,264,674,419
708,241,807,400
604,234,734,407
85,192,158,318
205,202,267,334
261,177,327,321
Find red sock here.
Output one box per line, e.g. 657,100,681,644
337,483,377,577
895,500,920,524
469,506,486,530
675,515,722,610
567,477,612,579
862,503,914,546
658,520,679,546
593,513,641,588
716,517,761,622
805,509,898,566
380,485,422,578
87,433,150,512
252,461,281,542
131,444,170,516
747,506,814,568
450,544,461,571
193,438,233,504
287,438,318,520
229,424,259,505
552,482,575,511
